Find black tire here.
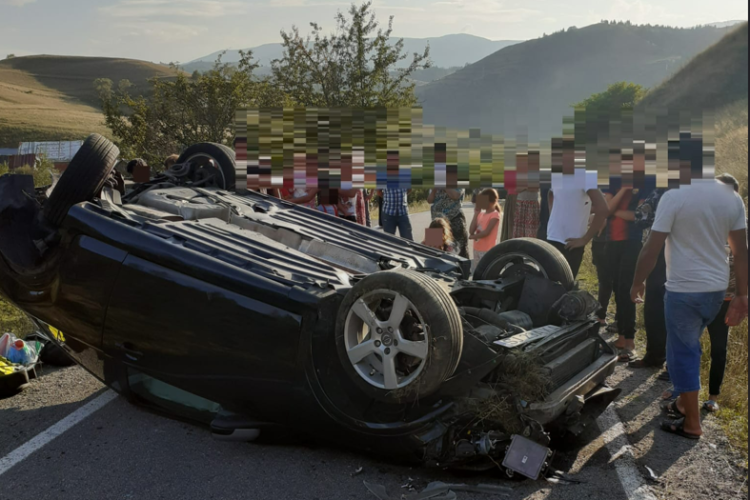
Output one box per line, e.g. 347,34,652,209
43,134,120,227
473,237,574,290
177,143,236,191
334,268,463,404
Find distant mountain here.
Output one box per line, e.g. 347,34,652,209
639,22,748,112
414,23,738,139
184,34,521,73
704,20,746,29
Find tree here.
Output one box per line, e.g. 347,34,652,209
96,51,288,166
272,1,430,107
574,82,648,113
5,54,15,59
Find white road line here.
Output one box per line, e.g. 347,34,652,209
597,405,658,500
0,389,118,477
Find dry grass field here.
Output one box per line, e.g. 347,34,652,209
0,55,179,147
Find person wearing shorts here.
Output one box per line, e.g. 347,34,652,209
631,178,747,440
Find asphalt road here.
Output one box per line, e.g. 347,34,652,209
1,208,746,500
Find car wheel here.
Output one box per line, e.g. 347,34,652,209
43,134,120,227
334,269,463,404
472,238,574,289
177,143,236,191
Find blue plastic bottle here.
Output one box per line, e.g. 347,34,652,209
7,340,30,365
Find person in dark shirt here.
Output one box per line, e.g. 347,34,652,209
629,188,669,370
604,184,649,362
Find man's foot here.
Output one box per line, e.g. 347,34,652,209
606,323,619,334
618,348,638,362
703,400,720,413
661,418,701,440
628,359,662,369
664,400,685,418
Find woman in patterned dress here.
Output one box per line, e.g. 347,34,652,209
428,188,469,258
511,152,540,239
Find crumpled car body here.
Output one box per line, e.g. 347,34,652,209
0,144,619,474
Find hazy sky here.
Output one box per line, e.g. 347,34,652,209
0,0,747,63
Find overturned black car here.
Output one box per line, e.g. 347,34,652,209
0,134,619,479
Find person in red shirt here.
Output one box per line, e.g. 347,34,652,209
604,185,648,361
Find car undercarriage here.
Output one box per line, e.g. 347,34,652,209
0,135,620,479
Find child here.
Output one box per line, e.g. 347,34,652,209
469,188,502,271
422,217,458,254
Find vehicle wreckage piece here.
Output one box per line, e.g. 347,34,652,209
0,135,620,473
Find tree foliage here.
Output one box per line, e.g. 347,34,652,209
272,1,430,106
96,51,288,166
0,156,58,188
574,81,648,113
96,2,428,164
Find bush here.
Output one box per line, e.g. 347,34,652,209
0,156,58,188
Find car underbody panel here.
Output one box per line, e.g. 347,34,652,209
0,169,619,475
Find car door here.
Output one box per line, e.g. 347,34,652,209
102,255,303,410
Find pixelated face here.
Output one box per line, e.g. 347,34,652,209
476,193,490,210
425,227,443,248
236,107,711,194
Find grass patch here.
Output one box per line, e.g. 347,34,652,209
0,297,34,338
462,352,551,433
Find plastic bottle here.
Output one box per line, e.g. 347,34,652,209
7,340,31,365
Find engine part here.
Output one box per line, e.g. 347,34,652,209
516,275,568,327
474,324,504,343
455,439,476,458
501,434,551,480
461,307,525,335
549,290,602,323
496,310,533,331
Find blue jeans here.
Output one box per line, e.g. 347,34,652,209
382,213,413,241
665,290,725,394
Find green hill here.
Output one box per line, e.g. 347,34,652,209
415,22,736,138
638,22,748,111
0,55,179,147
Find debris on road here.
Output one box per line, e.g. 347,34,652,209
363,480,512,499
644,466,661,482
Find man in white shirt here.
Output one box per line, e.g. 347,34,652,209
546,170,608,278
631,179,748,440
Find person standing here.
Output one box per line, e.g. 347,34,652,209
631,178,748,440
537,187,551,240
280,186,319,209
469,188,502,271
337,189,361,223
380,187,413,240
513,188,540,238
603,185,649,362
591,217,615,329
363,189,374,227
428,188,470,258
545,172,608,278
702,174,743,413
629,188,669,369
500,192,517,242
